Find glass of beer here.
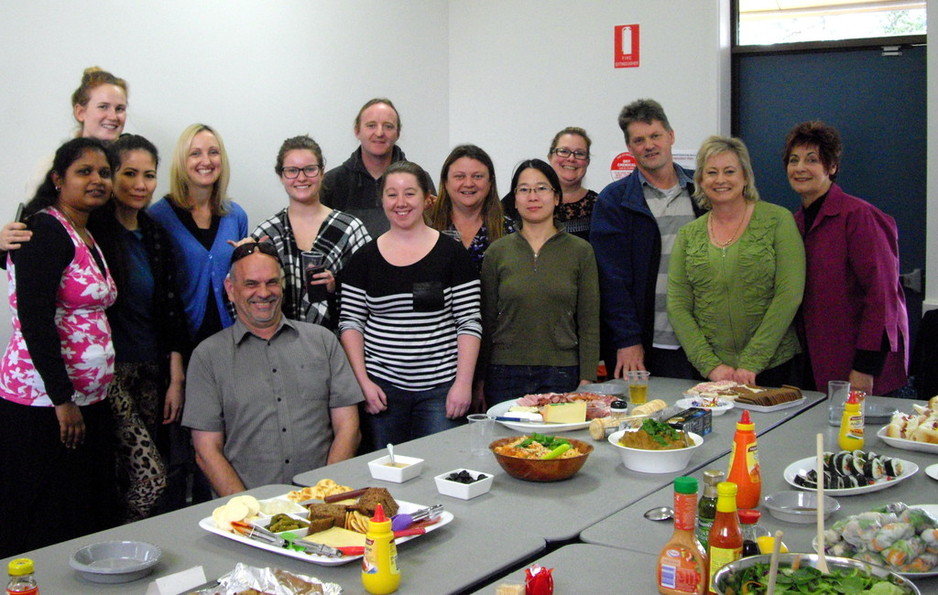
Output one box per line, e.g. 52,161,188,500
626,370,650,405
301,250,329,302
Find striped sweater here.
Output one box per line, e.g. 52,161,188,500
338,236,481,391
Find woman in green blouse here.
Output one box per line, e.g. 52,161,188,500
667,136,805,387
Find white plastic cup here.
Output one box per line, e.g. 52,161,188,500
827,380,851,426
467,414,494,456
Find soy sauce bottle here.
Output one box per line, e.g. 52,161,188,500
738,509,762,558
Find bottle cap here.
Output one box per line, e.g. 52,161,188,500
716,481,738,497
372,503,387,523
703,469,725,484
8,558,34,576
738,509,761,524
737,410,754,429
674,476,698,494
846,392,859,405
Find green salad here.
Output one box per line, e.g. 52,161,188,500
515,433,570,450
721,562,913,594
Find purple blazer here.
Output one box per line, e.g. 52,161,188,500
794,184,909,395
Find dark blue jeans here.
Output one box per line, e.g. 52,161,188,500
363,376,461,450
485,364,579,404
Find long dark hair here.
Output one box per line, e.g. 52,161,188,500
25,137,112,219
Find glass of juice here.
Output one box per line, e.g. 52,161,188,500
627,370,650,405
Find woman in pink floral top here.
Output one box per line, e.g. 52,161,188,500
0,138,119,557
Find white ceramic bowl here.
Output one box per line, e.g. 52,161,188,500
70,540,161,583
608,429,703,474
763,490,840,524
434,469,494,500
368,455,424,483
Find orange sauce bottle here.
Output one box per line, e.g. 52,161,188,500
726,410,760,509
707,482,743,594
657,476,709,594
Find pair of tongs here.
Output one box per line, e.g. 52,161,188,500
230,521,343,558
391,504,444,531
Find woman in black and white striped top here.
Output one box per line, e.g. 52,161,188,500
339,161,481,449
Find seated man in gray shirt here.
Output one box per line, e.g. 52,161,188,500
183,241,363,496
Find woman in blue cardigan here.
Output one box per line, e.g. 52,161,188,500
149,124,248,347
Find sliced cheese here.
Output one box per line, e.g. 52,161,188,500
301,526,366,548
539,401,587,423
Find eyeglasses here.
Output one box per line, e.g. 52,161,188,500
515,185,555,196
281,165,322,179
230,241,282,266
551,148,589,161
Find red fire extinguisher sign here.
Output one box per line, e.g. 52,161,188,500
615,24,640,68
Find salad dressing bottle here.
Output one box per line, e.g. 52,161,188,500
707,482,743,595
361,504,400,594
726,410,760,509
657,476,708,595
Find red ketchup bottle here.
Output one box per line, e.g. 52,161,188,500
707,482,743,594
726,410,760,509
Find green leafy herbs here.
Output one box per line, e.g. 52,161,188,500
641,418,682,447
517,433,570,450
722,562,911,594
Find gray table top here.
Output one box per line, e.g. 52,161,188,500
0,484,543,595
469,543,661,594
294,377,824,544
580,395,938,592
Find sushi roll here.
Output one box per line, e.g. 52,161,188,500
882,457,903,477
834,451,854,476
851,450,867,475
794,473,816,488
863,456,885,481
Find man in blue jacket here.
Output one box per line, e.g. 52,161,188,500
590,99,704,380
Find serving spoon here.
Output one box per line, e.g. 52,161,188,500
387,443,395,466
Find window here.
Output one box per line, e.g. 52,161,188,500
738,0,926,46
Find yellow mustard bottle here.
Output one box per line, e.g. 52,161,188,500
361,503,400,594
838,391,864,450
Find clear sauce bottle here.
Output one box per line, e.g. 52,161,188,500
657,476,709,594
696,469,724,551
707,482,743,594
6,559,38,595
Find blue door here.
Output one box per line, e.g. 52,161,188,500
735,45,926,357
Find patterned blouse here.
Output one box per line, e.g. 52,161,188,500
0,208,117,407
253,208,371,328
556,189,598,241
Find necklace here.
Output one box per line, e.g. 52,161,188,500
55,206,92,246
708,203,750,256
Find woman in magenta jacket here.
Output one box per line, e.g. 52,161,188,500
784,121,908,395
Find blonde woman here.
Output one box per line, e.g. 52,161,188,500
149,124,248,345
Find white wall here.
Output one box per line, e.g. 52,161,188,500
448,0,729,192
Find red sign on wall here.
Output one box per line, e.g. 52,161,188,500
615,24,640,68
609,152,637,181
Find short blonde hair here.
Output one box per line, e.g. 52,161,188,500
693,135,760,210
168,123,231,215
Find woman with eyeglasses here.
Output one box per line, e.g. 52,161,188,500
0,138,119,556
428,144,507,271
339,161,481,449
148,124,248,347
251,135,371,329
480,159,599,404
501,128,597,241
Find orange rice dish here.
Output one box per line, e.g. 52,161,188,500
494,436,582,459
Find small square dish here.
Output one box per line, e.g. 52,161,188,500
434,469,493,500
368,455,424,483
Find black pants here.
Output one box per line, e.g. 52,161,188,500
0,398,118,558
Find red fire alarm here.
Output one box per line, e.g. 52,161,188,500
615,24,640,68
